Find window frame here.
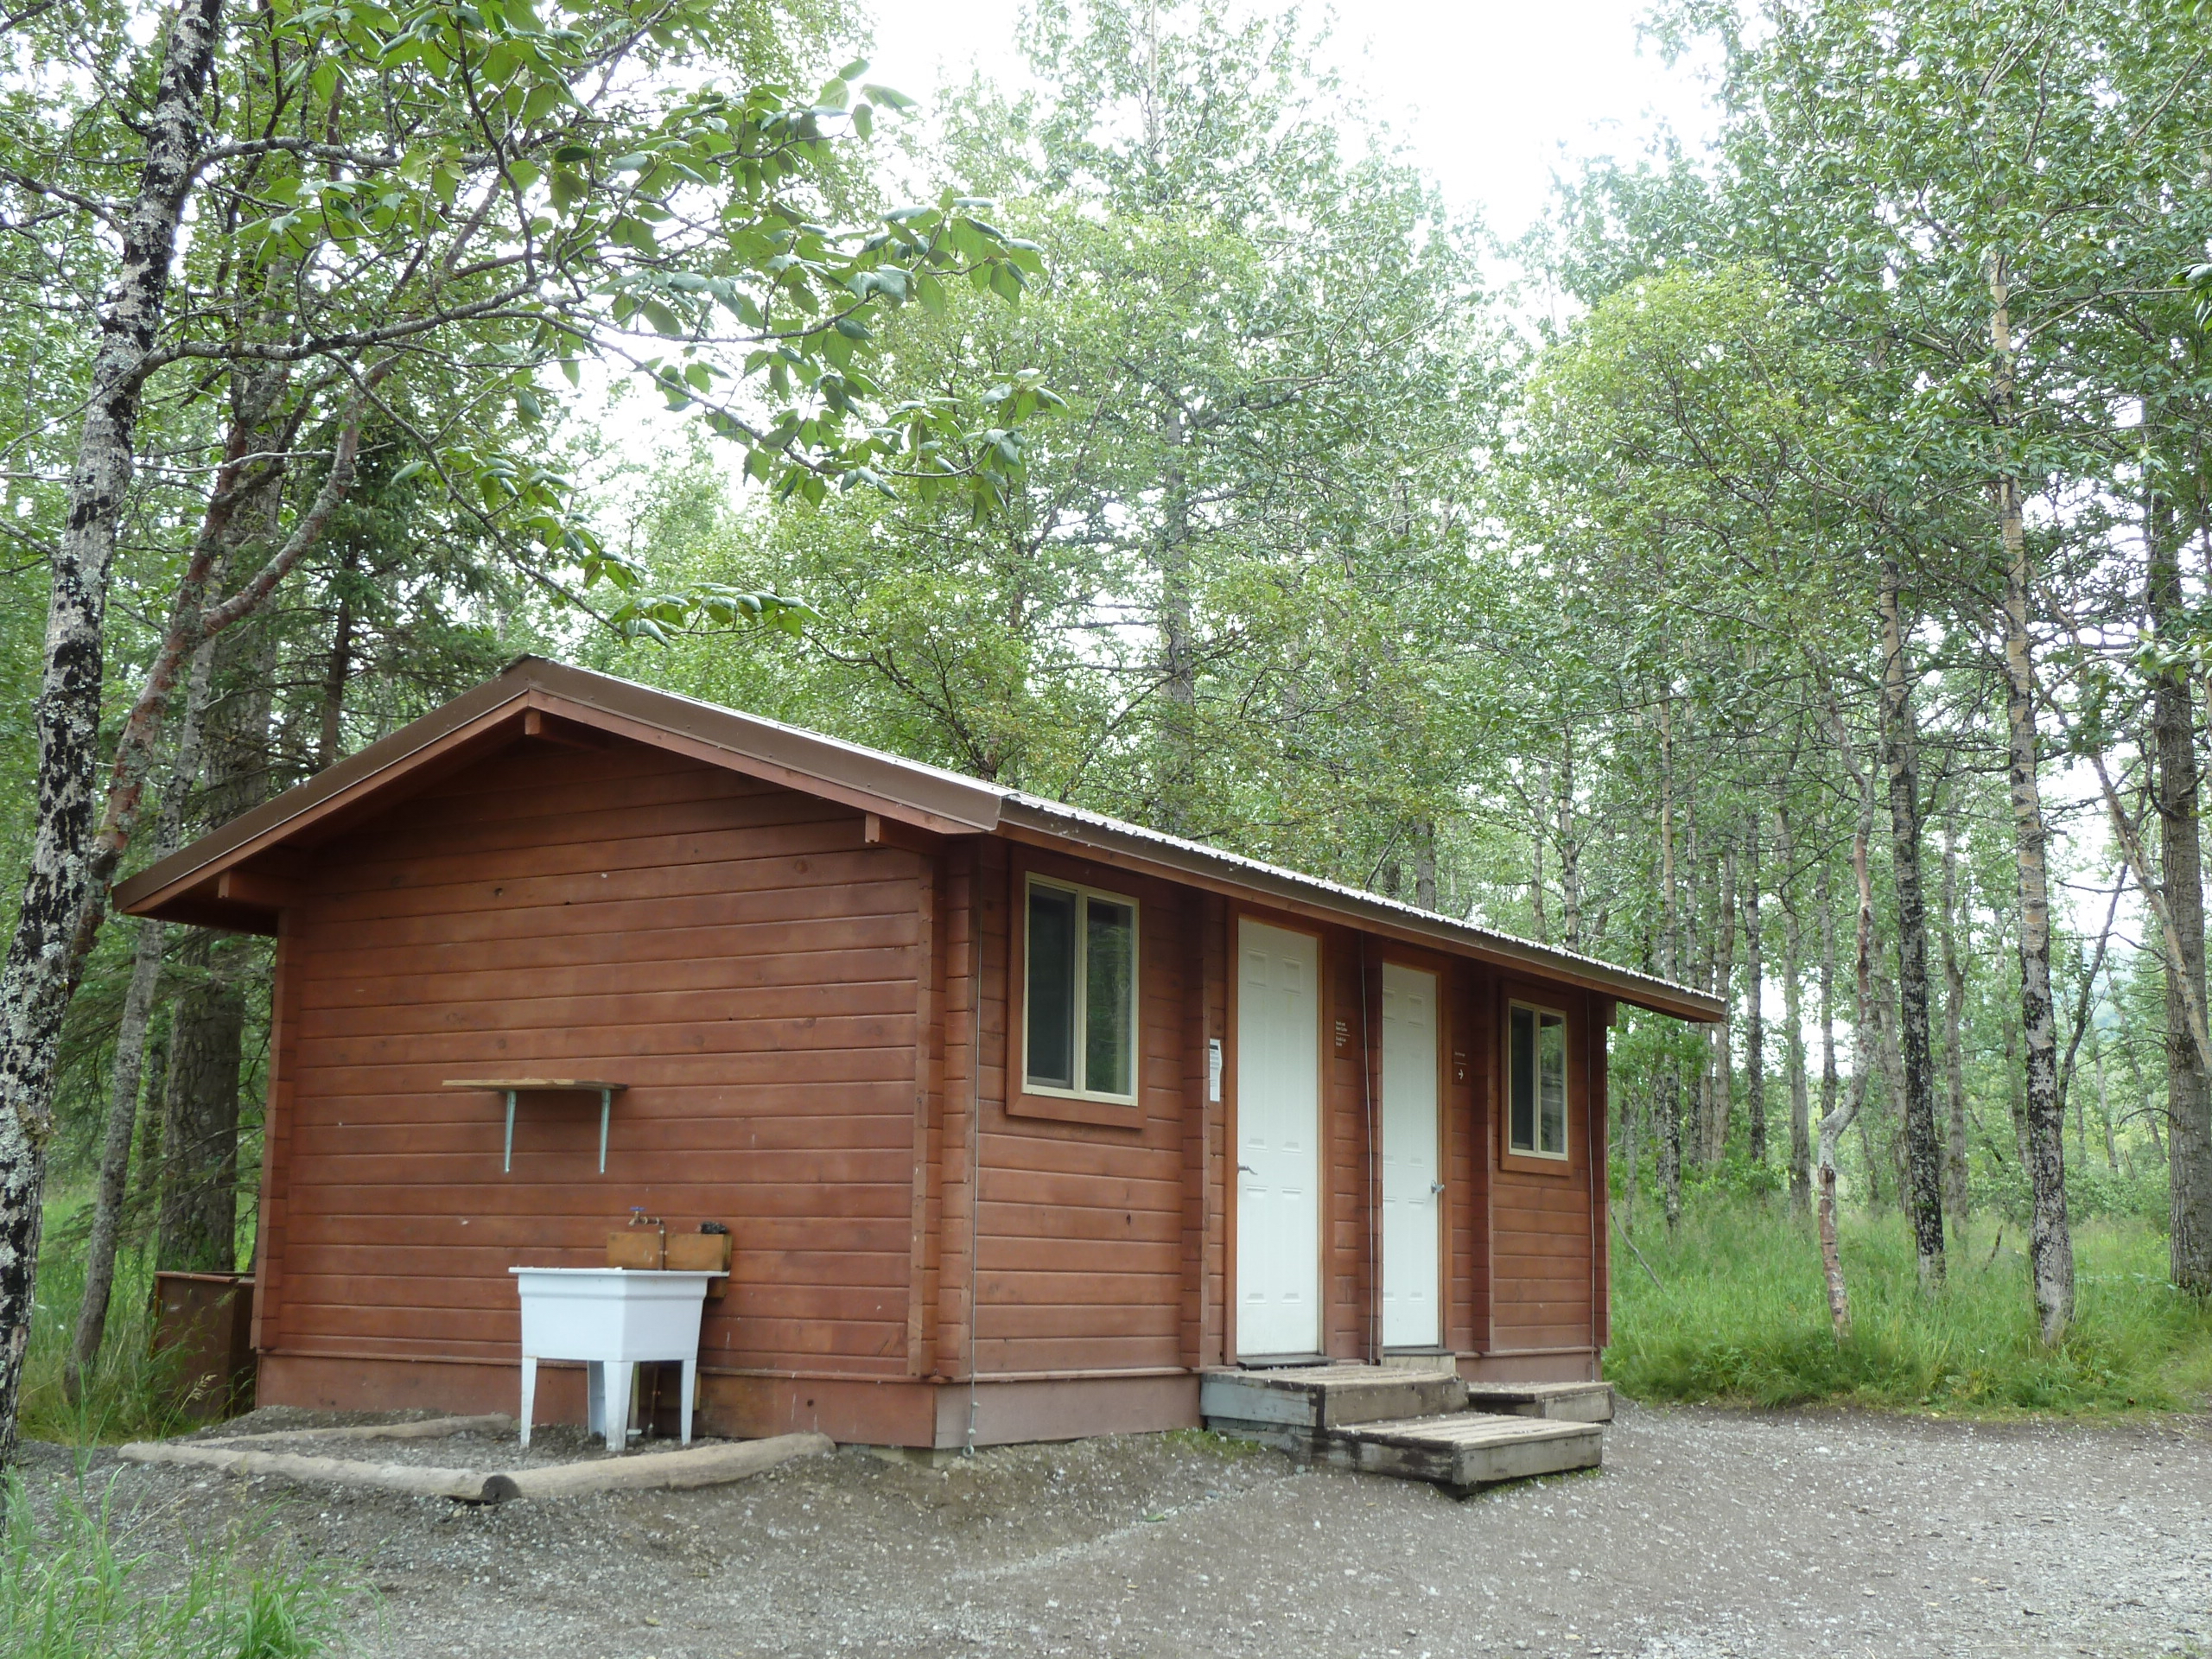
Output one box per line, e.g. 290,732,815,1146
1019,873,1142,1109
1503,997,1572,1166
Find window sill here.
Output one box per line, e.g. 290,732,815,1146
1498,1147,1575,1178
1006,1090,1147,1129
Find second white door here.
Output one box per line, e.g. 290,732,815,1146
1380,963,1441,1348
1236,919,1321,1357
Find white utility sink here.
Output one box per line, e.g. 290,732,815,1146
511,1267,716,1447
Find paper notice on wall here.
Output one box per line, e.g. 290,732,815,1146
1207,1038,1223,1103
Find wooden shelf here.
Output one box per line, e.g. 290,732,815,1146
443,1080,629,1173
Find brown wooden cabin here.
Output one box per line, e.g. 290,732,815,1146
114,658,1720,1450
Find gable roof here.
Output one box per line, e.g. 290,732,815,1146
112,656,1722,1022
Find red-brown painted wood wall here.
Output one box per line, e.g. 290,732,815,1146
249,730,1612,1440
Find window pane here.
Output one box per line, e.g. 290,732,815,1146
1510,1006,1536,1153
1538,1012,1567,1155
1084,899,1136,1096
1026,885,1077,1090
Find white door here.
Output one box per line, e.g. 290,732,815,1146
1236,919,1321,1357
1381,963,1442,1348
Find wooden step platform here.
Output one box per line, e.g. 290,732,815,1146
1200,1363,1602,1493
1320,1411,1603,1495
1198,1363,1466,1438
1461,1379,1615,1422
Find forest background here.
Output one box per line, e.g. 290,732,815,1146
4,0,2212,1456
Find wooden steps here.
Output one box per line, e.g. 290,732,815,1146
1462,1379,1615,1422
1198,1363,1466,1435
1322,1411,1603,1492
1198,1363,1603,1495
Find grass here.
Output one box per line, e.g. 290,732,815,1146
1161,1427,1267,1459
17,1234,192,1446
1605,1197,2212,1415
1,1471,347,1659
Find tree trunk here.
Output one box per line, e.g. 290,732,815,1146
66,633,220,1399
156,934,244,1274
1879,559,1945,1287
1815,851,1837,1217
1711,836,1738,1164
1993,252,2071,1344
2150,476,2212,1294
1155,398,1198,834
1556,740,1582,950
149,613,276,1279
315,559,358,772
0,0,227,1468
1657,690,1681,1230
1940,811,1972,1229
1819,763,1878,1340
1413,821,1437,912
1529,804,1548,942
1745,813,1766,1167
2092,1037,2120,1174
1782,806,1809,1210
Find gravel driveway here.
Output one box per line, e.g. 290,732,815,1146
19,1402,2211,1658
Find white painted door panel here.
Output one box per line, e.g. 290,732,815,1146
1236,920,1321,1357
1380,963,1441,1347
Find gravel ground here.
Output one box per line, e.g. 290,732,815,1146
170,1413,648,1471
17,1402,2211,1659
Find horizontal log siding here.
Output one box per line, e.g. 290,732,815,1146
264,740,923,1377
1490,987,1598,1352
973,852,1192,1376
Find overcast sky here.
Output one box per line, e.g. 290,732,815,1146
862,0,1721,241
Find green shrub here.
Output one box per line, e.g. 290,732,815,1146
0,1471,346,1659
1605,1196,2212,1414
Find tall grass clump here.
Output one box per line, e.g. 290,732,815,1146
18,1235,191,1446
1606,1195,2212,1414
1,1472,346,1659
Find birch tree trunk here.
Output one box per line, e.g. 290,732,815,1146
1154,398,1198,834
1940,813,1972,1228
1657,690,1682,1230
1783,804,1810,1211
1745,814,1767,1167
1814,852,1837,1217
2149,476,2212,1293
1555,741,1582,950
0,0,227,1469
2091,1038,2119,1174
1992,253,2073,1344
1819,765,1878,1340
1708,837,1738,1164
1879,559,1945,1287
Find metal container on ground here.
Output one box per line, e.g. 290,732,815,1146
150,1270,256,1421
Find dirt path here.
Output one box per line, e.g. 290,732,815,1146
21,1402,2211,1658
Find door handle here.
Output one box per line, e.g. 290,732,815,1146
1238,1165,1258,1175
1431,1182,1446,1196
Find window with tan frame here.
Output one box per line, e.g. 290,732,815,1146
1507,1001,1570,1160
1022,874,1140,1104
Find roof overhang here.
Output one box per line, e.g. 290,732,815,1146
112,656,1721,1022
996,800,1723,1023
